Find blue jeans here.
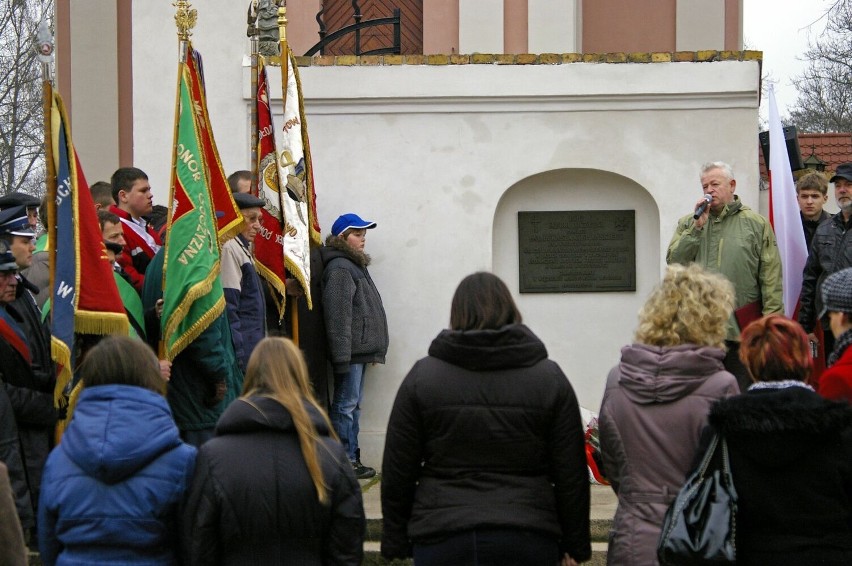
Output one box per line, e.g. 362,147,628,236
331,363,366,462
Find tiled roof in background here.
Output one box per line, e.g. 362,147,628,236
759,132,852,179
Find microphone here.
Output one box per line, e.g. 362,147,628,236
693,194,712,219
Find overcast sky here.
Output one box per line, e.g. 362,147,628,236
743,0,835,120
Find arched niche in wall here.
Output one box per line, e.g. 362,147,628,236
492,168,661,408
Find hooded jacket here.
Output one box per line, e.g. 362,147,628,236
708,386,852,565
320,235,388,373
38,384,196,565
667,197,784,341
598,343,739,566
381,324,591,562
182,395,365,566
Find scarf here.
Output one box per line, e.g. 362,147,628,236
747,380,814,392
828,328,852,367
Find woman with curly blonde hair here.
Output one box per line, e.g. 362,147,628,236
598,263,740,565
182,337,365,565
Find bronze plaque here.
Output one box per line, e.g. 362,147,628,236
518,210,635,293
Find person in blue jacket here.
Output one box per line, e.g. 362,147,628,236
38,336,196,565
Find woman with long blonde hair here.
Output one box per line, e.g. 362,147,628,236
182,337,365,565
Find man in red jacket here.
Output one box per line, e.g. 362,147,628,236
108,167,162,292
818,268,852,403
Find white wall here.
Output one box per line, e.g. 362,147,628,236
528,0,581,54
131,4,761,468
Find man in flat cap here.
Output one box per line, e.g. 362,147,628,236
221,192,267,371
799,162,852,364
816,267,852,403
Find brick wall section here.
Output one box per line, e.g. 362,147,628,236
292,50,762,67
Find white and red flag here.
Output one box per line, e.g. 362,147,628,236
767,86,808,317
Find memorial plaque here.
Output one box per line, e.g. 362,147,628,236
518,210,635,293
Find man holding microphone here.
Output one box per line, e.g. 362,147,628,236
667,161,783,390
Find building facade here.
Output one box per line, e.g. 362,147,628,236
55,1,757,466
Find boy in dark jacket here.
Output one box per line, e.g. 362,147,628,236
321,213,389,479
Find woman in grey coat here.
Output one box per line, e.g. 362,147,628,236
598,263,740,565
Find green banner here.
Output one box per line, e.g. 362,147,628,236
161,65,225,360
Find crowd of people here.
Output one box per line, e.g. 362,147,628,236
0,159,850,565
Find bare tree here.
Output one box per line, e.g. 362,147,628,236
0,0,53,197
790,0,852,132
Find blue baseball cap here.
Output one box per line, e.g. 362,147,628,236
331,213,376,237
0,205,35,237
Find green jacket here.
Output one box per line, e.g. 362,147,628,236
666,197,783,341
142,249,243,431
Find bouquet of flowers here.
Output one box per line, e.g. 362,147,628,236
584,416,609,485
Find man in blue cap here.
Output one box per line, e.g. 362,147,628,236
320,213,389,479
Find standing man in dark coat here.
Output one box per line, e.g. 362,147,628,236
1,207,54,395
142,248,243,447
796,171,831,249
0,241,54,542
799,162,852,363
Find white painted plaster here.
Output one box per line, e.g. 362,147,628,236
127,4,760,469
528,0,580,54
676,0,726,51
459,0,504,54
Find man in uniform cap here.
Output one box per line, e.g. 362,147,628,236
799,162,852,364
0,238,54,537
0,192,40,230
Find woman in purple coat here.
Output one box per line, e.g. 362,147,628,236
598,263,740,565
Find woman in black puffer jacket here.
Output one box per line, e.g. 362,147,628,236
708,315,852,565
182,337,365,565
381,272,591,566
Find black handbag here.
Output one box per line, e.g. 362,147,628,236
657,433,737,565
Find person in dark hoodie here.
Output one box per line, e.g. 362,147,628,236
182,337,365,566
37,336,196,565
321,213,388,479
707,315,852,565
598,263,740,566
381,272,590,566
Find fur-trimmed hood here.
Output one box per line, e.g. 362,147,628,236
710,386,852,436
323,234,370,267
709,387,852,469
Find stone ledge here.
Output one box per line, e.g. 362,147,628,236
292,51,762,67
